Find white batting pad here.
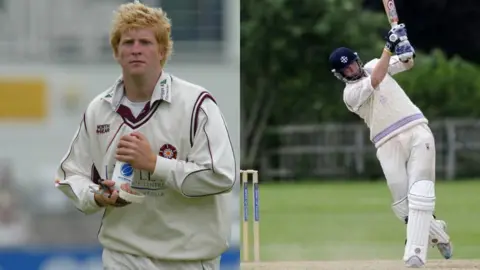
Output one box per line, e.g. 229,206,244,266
430,219,450,244
403,180,435,264
408,180,435,212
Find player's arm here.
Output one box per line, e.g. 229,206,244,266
388,55,414,76
373,23,417,79
54,113,103,214
344,77,376,112
370,49,392,89
152,99,236,197
387,23,415,75
344,48,393,111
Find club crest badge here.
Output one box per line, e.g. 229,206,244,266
159,144,178,160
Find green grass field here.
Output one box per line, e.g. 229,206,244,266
241,180,480,262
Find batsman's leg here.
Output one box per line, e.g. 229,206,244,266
406,125,452,263
431,219,452,259
376,137,409,223
376,138,418,263
403,180,434,267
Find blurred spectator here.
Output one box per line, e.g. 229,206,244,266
0,190,31,247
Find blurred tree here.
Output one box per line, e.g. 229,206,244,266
395,49,480,118
241,0,386,167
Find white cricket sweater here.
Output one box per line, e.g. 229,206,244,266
55,71,236,261
343,56,428,148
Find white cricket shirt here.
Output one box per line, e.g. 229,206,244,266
55,71,237,261
343,56,428,148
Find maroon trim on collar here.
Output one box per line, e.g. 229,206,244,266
117,100,162,129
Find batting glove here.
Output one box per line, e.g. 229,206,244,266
396,40,415,62
384,23,408,55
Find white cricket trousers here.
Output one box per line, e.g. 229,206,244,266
102,248,221,270
376,124,436,203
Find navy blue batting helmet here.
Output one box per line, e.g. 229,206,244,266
329,47,364,83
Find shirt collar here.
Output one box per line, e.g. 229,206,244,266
102,71,172,110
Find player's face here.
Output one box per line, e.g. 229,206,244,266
342,62,361,78
116,28,164,76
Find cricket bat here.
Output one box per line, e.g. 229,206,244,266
382,0,399,27
383,0,415,62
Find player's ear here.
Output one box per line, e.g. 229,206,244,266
111,41,120,62
113,51,120,62
158,47,165,60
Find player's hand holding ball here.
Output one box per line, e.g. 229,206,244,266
91,131,154,207
92,180,132,207
91,170,145,206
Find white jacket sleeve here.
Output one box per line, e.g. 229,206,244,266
54,113,103,214
388,55,414,75
364,57,413,77
343,77,375,113
152,98,237,197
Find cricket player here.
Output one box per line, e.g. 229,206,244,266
54,2,236,269
328,24,452,267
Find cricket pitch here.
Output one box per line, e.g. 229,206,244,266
241,259,480,270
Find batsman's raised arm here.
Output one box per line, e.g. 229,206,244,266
387,23,416,75
151,98,236,197
342,76,375,113
340,49,394,112
370,49,393,89
388,55,414,75
370,23,416,87
54,111,102,214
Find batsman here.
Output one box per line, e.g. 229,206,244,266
328,24,453,267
